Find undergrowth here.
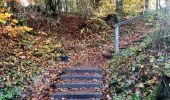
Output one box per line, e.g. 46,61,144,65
109,34,167,100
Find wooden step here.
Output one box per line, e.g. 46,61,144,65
55,83,102,88
60,75,102,80
63,68,102,74
52,92,102,99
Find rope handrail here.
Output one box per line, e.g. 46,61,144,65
113,15,146,27
113,7,168,27
113,7,168,53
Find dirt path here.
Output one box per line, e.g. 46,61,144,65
26,39,114,99
26,29,151,99
24,16,150,99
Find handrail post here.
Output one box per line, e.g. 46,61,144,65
114,25,119,53
113,14,146,54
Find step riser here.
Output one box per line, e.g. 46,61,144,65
60,75,102,80
55,83,102,88
52,68,103,99
63,69,102,74
52,93,102,99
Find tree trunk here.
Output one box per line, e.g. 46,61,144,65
81,0,89,19
156,0,159,10
57,0,62,12
84,0,89,19
65,0,68,15
144,0,149,12
116,0,123,21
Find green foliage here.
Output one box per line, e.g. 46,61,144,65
123,0,144,17
136,54,145,63
0,58,43,99
94,0,116,17
32,0,160,19
128,93,141,100
90,17,109,29
120,50,129,57
110,33,162,99
139,36,153,49
0,85,20,100
110,71,118,84
146,87,158,100
32,50,43,57
163,63,170,77
27,30,38,36
143,36,152,45
113,95,126,100
128,47,138,55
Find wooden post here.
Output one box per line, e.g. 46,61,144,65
113,14,146,54
114,26,119,53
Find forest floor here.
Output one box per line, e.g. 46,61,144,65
1,13,168,99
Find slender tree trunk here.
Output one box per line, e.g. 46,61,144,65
81,0,84,18
81,0,89,19
116,0,123,21
70,0,74,13
73,0,77,14
156,0,159,10
84,0,89,19
65,0,68,15
56,0,62,15
54,0,57,13
144,0,149,12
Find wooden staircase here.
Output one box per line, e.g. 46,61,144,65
51,67,103,99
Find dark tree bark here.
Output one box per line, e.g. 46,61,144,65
156,0,159,10
144,0,149,12
57,0,62,12
116,0,123,21
65,0,68,15
45,0,55,13
81,0,89,19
